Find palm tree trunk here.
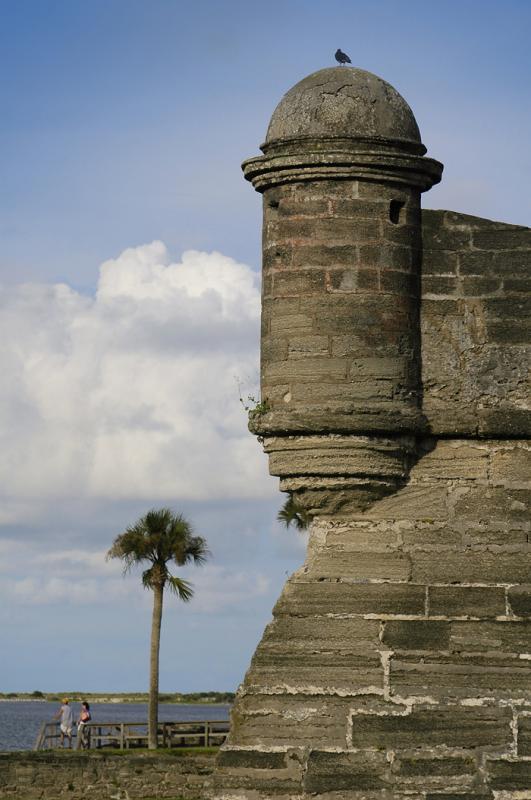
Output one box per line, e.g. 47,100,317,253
148,583,164,749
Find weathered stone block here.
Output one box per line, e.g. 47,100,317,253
425,795,492,800
251,616,384,694
290,380,394,402
262,270,274,296
423,227,472,251
216,750,287,770
323,523,400,552
509,585,531,617
517,714,531,757
490,445,531,484
390,654,531,699
272,268,328,296
247,660,383,694
309,302,410,336
448,621,531,654
382,620,450,650
291,243,359,267
264,357,347,383
458,251,496,275
411,551,530,584
422,276,459,296
485,758,531,790
422,249,459,276
332,198,387,218
304,750,391,792
380,270,419,295
287,334,329,359
312,550,412,581
360,243,414,270
265,297,300,316
392,755,477,778
274,580,426,616
401,524,462,548
492,248,531,273
214,748,302,794
330,329,407,356
350,705,512,750
269,312,313,334
462,523,528,547
461,276,501,296
357,268,380,290
487,318,531,343
472,228,531,250
368,484,449,520
314,218,382,242
263,243,295,269
384,221,421,246
262,335,288,361
231,694,352,748
428,586,506,618
324,268,356,293
419,297,460,319
278,197,331,217
485,296,531,320
413,442,489,480
349,356,408,379
504,276,531,293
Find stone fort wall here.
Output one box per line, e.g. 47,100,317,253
214,66,530,799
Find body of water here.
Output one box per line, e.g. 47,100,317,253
0,700,231,752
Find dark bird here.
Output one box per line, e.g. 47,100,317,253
335,48,351,65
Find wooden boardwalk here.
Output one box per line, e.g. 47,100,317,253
34,719,229,750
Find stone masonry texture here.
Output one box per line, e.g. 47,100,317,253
0,751,215,799
214,66,531,799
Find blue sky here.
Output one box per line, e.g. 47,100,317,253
1,0,530,693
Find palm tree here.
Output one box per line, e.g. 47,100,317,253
277,494,311,531
107,508,209,749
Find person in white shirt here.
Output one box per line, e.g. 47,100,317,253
54,698,73,748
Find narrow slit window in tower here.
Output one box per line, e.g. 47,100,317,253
389,199,405,224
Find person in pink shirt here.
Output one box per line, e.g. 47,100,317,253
76,701,91,750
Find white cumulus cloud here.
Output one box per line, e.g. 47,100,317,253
0,242,270,513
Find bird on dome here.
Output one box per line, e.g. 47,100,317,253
335,48,351,64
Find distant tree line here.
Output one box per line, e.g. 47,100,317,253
0,690,235,703
158,691,235,703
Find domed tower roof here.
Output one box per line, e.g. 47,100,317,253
265,67,422,148
243,66,442,193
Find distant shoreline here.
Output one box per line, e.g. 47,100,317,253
0,692,235,705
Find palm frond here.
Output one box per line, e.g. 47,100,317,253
106,529,152,573
166,576,194,602
182,535,210,566
277,495,310,531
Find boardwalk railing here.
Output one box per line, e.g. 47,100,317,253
34,719,229,751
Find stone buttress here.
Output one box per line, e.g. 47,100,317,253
214,68,531,799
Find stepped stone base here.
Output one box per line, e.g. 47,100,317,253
214,439,531,798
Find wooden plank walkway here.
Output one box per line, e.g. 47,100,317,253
34,719,229,750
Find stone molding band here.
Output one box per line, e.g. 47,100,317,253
249,407,426,438
243,146,443,193
263,433,417,513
